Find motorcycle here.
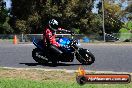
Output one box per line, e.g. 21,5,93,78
32,33,95,65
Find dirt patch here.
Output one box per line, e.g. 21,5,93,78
0,68,75,81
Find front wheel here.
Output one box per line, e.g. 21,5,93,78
76,49,95,65
32,48,48,64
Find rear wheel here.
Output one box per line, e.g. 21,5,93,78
32,48,48,64
76,49,95,65
51,60,57,67
50,55,58,67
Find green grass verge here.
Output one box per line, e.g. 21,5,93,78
0,78,131,88
0,68,131,88
0,39,13,42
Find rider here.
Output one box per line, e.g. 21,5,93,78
43,19,71,59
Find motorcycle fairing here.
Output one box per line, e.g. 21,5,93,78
33,38,44,51
57,37,71,47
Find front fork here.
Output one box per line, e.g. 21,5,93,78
74,47,87,61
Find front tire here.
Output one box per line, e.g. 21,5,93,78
82,52,95,65
76,49,95,65
32,48,48,64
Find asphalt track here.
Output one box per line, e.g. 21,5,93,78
0,43,132,72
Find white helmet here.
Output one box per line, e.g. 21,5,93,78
49,19,59,31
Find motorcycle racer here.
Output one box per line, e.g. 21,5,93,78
43,19,71,59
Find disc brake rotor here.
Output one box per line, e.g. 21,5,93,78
86,54,92,62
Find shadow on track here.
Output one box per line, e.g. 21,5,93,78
20,62,82,67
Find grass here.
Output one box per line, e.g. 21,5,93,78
0,39,13,42
0,68,132,88
0,78,132,88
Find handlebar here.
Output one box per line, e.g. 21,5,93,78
59,29,75,36
68,39,77,46
69,31,75,36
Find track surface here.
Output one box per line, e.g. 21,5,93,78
0,43,132,72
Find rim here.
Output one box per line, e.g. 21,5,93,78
86,54,92,62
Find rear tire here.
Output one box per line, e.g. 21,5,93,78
76,49,95,65
51,60,57,67
50,55,58,67
32,48,48,64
